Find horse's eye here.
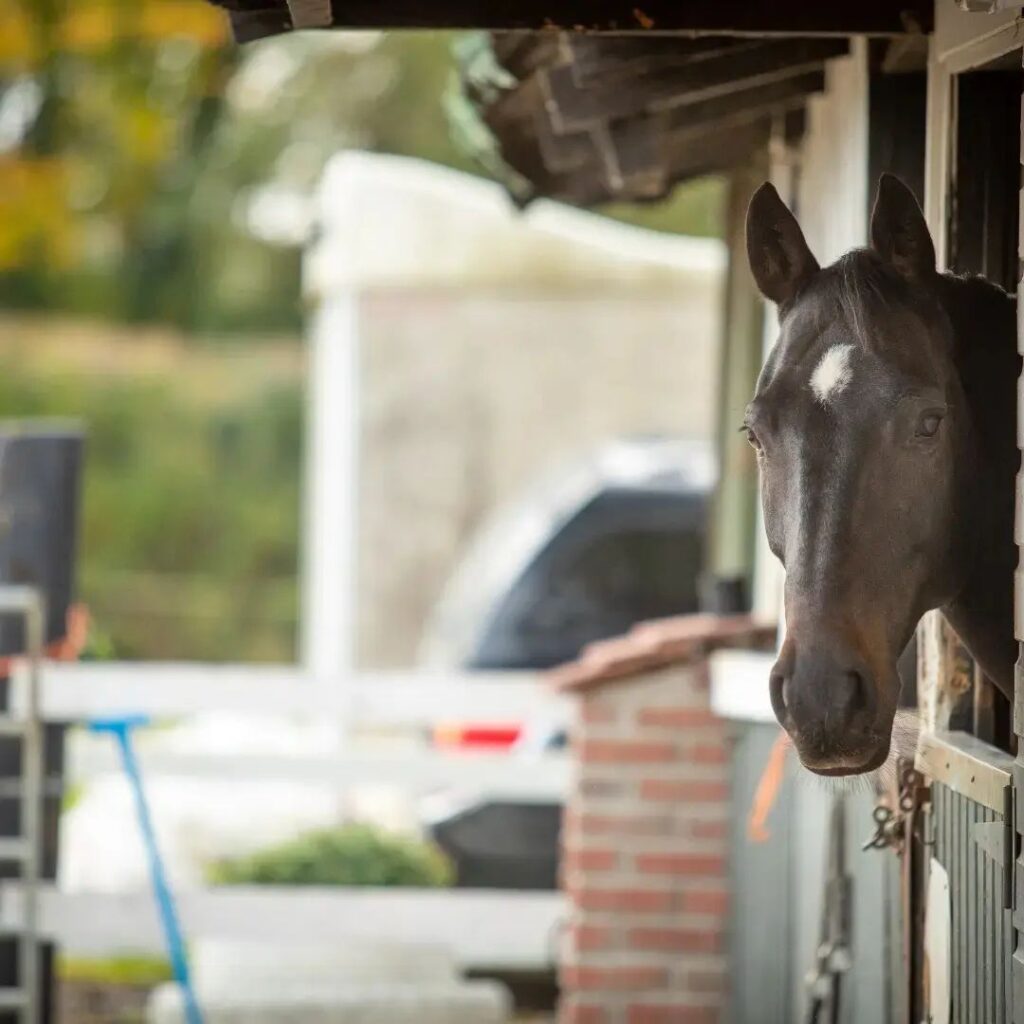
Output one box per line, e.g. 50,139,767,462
744,427,763,453
916,411,944,438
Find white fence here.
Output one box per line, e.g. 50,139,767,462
13,662,568,724
15,661,572,798
4,661,572,967
0,885,566,968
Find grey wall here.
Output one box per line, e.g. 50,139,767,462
355,287,720,668
730,722,891,1024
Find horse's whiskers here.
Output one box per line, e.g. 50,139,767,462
891,708,921,756
791,708,921,798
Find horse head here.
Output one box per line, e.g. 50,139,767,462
744,174,1010,775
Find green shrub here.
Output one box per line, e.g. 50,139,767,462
206,825,453,888
0,329,303,663
57,954,172,987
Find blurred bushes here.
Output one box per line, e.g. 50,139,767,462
57,954,172,987
0,320,302,661
207,825,454,888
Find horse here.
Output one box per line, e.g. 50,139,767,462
743,173,1018,776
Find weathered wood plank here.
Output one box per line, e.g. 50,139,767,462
543,39,846,130
312,0,933,34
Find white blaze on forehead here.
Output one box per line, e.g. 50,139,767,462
810,344,855,404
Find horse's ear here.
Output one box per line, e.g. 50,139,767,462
745,182,819,306
870,173,935,280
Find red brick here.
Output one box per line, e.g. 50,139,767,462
567,812,675,838
582,739,678,764
562,965,668,992
580,703,619,726
681,888,730,915
627,926,722,953
570,924,615,953
637,708,717,729
571,887,675,913
687,970,728,995
560,999,610,1024
565,848,619,873
689,744,728,765
636,852,726,877
580,777,628,800
627,1004,717,1024
640,779,729,803
689,819,729,841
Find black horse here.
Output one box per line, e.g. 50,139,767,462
744,174,1018,776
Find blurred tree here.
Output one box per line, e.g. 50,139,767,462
0,0,232,320
1,17,722,334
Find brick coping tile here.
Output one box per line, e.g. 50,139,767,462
548,613,776,693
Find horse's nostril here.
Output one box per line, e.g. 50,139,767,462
839,669,873,721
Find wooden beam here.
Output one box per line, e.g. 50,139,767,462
603,68,824,165
613,114,772,182
564,36,761,86
542,39,846,131
658,68,826,133
523,119,770,206
318,0,933,34
490,32,562,79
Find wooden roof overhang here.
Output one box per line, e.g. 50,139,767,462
454,34,849,206
211,1,934,206
214,2,932,41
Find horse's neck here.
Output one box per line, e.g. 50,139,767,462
939,273,1019,695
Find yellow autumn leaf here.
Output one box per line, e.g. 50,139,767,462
0,0,227,67
0,157,76,270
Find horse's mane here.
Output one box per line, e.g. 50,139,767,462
831,249,905,349
936,267,1017,358
821,248,1015,359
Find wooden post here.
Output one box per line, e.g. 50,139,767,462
705,160,768,612
300,291,360,733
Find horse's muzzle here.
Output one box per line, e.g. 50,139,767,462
769,638,892,775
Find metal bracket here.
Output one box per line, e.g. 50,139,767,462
969,783,1014,909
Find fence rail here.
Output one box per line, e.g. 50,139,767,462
0,884,566,968
11,662,572,966
11,662,569,726
68,742,571,798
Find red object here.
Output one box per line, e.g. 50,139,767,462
0,603,90,676
433,723,522,749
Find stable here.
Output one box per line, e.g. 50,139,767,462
120,1,1024,1021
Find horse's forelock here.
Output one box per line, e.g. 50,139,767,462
831,249,906,350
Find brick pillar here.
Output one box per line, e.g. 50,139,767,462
559,660,731,1024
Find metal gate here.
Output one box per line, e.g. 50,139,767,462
913,9,1024,1021
920,734,1015,1022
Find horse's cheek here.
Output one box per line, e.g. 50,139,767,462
760,471,788,563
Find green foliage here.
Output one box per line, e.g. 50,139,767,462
207,825,454,888
599,176,726,240
0,1,234,323
0,323,302,661
57,954,172,987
